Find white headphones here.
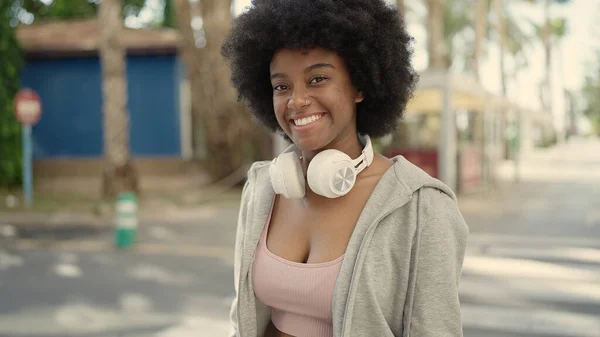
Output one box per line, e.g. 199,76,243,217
269,134,374,199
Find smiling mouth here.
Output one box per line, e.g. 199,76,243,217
292,113,325,127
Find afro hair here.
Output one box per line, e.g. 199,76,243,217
221,0,418,138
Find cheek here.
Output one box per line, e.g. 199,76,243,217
272,96,288,126
328,87,353,113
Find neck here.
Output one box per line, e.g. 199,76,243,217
301,133,363,170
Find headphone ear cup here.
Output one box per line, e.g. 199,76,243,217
269,152,306,199
307,150,355,198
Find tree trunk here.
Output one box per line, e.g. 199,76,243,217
396,0,405,15
473,0,487,82
541,0,552,112
173,0,253,182
494,0,507,97
426,0,444,69
494,0,509,159
99,0,138,198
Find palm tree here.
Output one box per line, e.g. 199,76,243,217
527,15,568,124
173,0,254,182
396,0,405,15
493,0,531,159
473,0,488,81
424,0,474,70
494,0,529,97
99,0,138,198
524,0,570,112
426,0,445,69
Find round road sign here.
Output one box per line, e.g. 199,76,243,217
13,88,42,126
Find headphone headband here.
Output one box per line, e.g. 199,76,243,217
270,133,374,198
278,134,373,163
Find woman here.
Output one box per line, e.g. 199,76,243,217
221,1,469,336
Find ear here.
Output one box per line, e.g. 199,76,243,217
355,91,365,103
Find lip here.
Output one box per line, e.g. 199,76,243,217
289,113,327,131
289,112,327,125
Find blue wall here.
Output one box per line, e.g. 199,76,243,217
20,54,181,158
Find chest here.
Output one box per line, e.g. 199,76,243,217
265,184,373,264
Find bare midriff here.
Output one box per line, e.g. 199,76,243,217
264,321,295,337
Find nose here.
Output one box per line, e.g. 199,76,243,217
287,87,311,111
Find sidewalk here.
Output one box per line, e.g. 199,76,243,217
4,140,589,243
0,185,243,250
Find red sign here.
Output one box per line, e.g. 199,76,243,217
13,89,42,126
387,149,439,178
460,146,482,191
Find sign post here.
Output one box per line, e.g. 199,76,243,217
13,89,42,208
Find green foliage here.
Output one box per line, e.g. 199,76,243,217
20,0,97,20
442,0,472,67
582,55,600,135
12,0,147,22
11,0,174,28
163,0,176,28
0,2,24,187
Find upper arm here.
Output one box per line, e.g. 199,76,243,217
406,188,469,337
229,171,254,337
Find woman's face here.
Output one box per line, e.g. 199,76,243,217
270,48,364,152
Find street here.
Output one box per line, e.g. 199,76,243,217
460,137,600,337
1,137,599,337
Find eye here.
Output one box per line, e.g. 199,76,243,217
310,76,328,84
273,84,289,92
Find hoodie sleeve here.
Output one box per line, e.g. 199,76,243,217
406,188,469,337
229,174,253,337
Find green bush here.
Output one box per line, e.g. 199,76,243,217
0,3,24,188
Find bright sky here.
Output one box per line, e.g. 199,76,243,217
233,0,599,126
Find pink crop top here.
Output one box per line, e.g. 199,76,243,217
252,205,344,337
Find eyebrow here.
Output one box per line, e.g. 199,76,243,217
270,63,335,80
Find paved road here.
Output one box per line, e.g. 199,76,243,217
460,137,600,337
0,248,234,337
1,136,599,337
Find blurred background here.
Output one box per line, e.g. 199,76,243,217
1,0,599,336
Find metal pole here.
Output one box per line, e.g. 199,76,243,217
514,109,522,183
439,72,457,192
22,125,33,208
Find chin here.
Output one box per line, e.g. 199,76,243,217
291,135,328,152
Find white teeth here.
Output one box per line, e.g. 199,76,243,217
294,114,323,126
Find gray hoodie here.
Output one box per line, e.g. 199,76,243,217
230,155,469,337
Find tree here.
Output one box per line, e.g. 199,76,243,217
163,0,176,28
173,0,260,182
494,0,507,95
424,0,474,71
581,54,600,135
396,0,405,15
99,0,138,197
490,1,534,96
522,0,570,114
0,2,24,188
426,0,445,69
472,0,488,81
12,0,146,23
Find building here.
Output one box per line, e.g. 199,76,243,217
16,19,196,182
382,70,554,194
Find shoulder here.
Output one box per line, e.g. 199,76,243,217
389,155,458,202
387,155,468,239
415,186,469,253
239,160,271,208
247,160,272,178
243,160,272,189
